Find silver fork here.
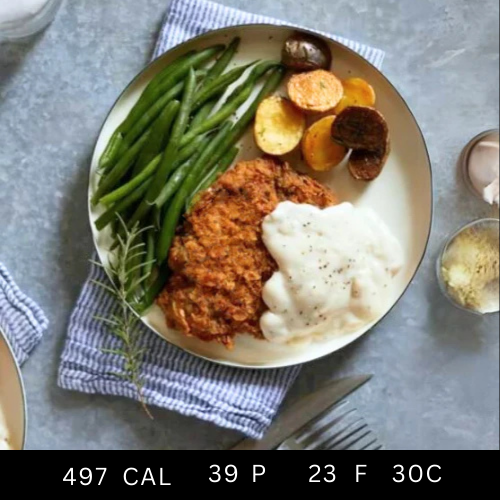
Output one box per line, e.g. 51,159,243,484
277,400,383,450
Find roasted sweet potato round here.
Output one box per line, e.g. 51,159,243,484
254,96,306,156
348,137,391,181
334,77,376,114
282,32,332,72
331,106,389,151
288,70,344,114
302,116,347,171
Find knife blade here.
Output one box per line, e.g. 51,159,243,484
231,374,372,450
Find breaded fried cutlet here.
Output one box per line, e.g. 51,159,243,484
157,157,338,348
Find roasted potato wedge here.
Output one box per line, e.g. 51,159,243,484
331,106,389,151
302,116,348,171
335,77,376,114
349,137,391,181
282,32,332,72
288,70,344,114
254,96,306,156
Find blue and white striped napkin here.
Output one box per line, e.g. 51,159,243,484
58,0,385,439
154,0,385,66
0,263,49,365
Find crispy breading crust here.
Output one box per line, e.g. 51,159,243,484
157,157,338,348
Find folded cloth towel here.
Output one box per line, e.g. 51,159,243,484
58,0,385,439
0,263,49,365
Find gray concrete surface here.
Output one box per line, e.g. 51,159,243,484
0,0,498,450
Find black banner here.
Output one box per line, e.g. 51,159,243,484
1,453,496,488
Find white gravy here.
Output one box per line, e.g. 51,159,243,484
260,202,404,344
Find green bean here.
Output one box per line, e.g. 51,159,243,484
137,265,170,313
186,146,239,211
156,67,197,177
156,122,233,263
152,205,163,231
102,134,206,229
120,68,208,158
179,82,251,146
119,84,183,157
146,50,195,92
119,46,223,136
154,136,211,209
154,161,190,210
126,233,146,300
132,94,210,181
104,71,209,178
129,68,198,226
124,56,189,133
143,226,156,280
95,178,153,231
180,61,279,147
173,133,209,167
203,37,240,87
189,100,218,131
98,130,123,172
97,53,194,172
131,52,195,116
92,131,151,205
101,89,182,178
225,60,280,104
191,62,255,112
131,100,180,177
100,154,162,207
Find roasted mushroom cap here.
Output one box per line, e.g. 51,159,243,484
282,32,333,72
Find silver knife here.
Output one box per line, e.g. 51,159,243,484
231,374,372,450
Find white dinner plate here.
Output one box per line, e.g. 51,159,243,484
88,25,433,369
0,329,26,450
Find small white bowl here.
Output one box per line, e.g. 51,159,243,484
0,329,27,450
0,0,62,40
460,129,499,203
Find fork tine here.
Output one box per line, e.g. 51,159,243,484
299,407,357,449
340,430,373,450
292,400,349,440
310,417,363,450
299,399,350,435
280,396,384,451
319,421,368,450
360,438,379,450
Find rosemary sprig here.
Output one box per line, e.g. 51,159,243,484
91,217,155,420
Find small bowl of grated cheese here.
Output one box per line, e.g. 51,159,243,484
437,218,499,315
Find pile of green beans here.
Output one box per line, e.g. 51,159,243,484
98,49,216,173
93,37,285,309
